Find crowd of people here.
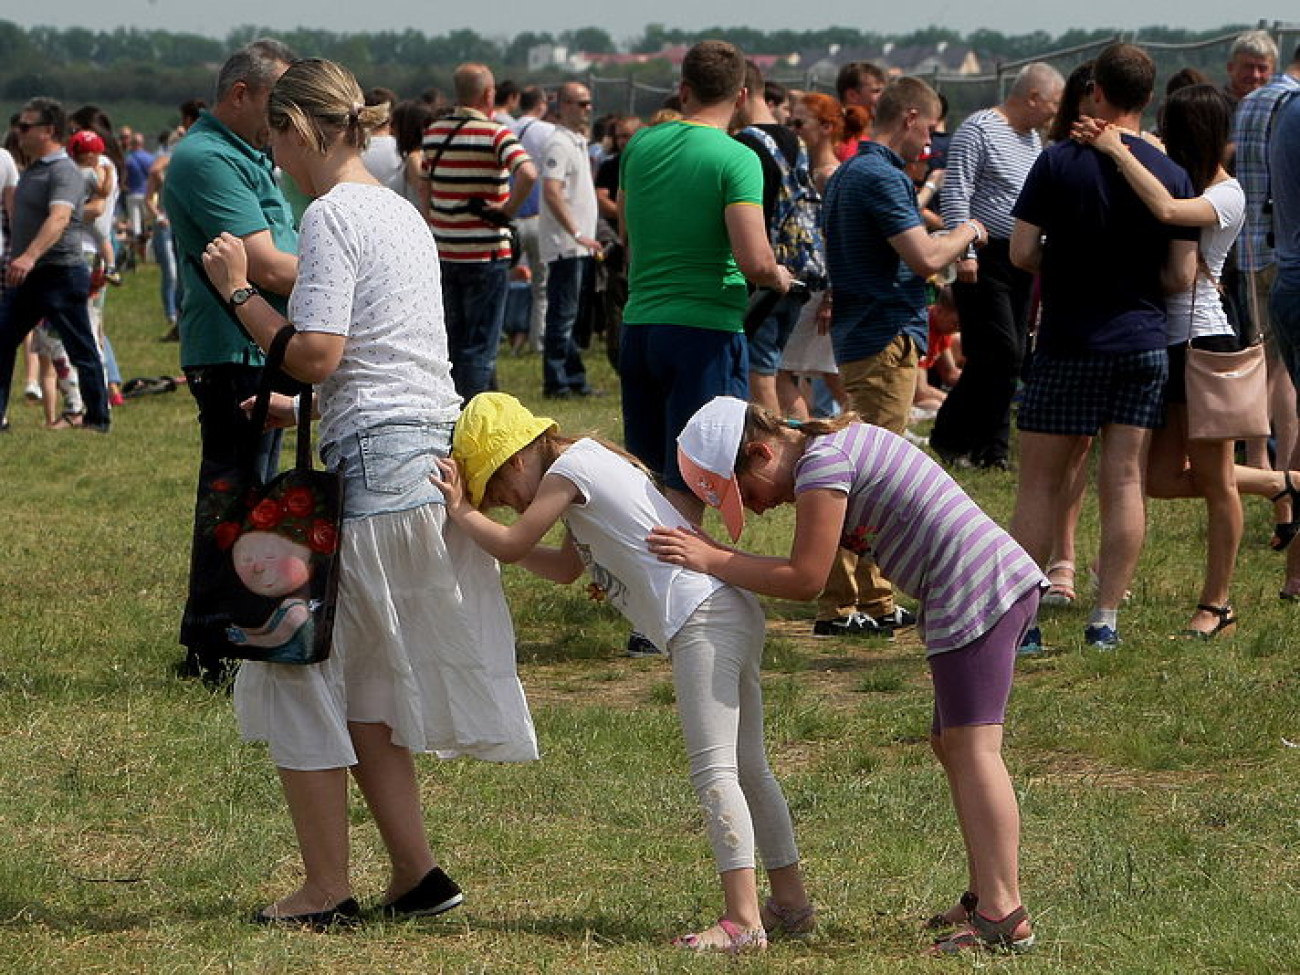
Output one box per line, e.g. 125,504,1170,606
2,25,1300,957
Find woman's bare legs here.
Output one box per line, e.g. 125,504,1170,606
348,721,437,902
267,766,352,916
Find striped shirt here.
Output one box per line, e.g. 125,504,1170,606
422,108,530,262
794,424,1045,654
940,108,1041,240
1231,74,1300,272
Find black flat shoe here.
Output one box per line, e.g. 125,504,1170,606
253,896,361,932
379,866,463,920
1179,603,1237,640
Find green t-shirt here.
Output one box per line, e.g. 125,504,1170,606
164,111,298,368
620,120,762,331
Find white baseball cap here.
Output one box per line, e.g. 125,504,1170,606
676,396,749,541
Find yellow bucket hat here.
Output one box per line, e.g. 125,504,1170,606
452,393,558,506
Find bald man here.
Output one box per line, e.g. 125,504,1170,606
423,62,538,400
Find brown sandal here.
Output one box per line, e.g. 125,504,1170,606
923,889,977,931
761,897,816,937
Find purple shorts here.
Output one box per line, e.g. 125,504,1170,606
929,587,1040,733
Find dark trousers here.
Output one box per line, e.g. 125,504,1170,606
440,258,508,402
0,262,110,427
543,255,591,394
179,363,282,666
930,238,1034,465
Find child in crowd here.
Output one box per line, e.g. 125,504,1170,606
913,285,963,421
68,130,121,284
430,392,813,954
648,396,1045,954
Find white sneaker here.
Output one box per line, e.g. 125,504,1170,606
23,383,42,403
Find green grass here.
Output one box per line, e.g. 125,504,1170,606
2,264,1299,972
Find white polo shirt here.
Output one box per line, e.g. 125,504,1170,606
538,125,598,264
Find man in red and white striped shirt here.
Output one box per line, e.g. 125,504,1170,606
423,63,537,399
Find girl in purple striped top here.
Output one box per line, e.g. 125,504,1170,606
650,396,1045,955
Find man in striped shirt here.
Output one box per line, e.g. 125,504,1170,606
931,63,1062,471
424,63,537,400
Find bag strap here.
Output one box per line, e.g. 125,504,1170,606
248,325,315,471
425,114,474,185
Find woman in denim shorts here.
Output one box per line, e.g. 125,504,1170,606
202,58,536,930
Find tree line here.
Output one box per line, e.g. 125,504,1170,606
0,19,1261,113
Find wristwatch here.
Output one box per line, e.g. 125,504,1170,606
229,285,259,309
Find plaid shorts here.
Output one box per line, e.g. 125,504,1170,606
1019,347,1168,435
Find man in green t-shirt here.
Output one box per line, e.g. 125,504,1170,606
619,40,791,524
164,38,299,684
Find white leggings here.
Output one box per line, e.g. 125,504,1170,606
668,586,800,874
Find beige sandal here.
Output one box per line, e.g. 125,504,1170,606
1042,560,1076,608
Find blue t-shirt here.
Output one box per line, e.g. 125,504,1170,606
1269,94,1300,288
1012,137,1197,356
823,141,927,364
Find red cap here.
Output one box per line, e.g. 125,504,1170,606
68,130,105,156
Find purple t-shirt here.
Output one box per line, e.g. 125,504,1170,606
794,424,1044,654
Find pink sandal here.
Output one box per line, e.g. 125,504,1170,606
673,917,768,953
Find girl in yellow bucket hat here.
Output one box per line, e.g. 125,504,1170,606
432,392,814,953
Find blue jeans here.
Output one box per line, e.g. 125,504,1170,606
0,262,109,427
543,255,591,394
620,323,748,493
321,420,454,520
440,258,508,401
748,290,807,376
153,221,179,322
1272,281,1300,389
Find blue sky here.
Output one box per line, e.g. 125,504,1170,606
4,1,1290,46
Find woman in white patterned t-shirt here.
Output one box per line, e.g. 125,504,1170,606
202,58,536,931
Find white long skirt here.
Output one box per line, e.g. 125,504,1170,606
234,503,539,770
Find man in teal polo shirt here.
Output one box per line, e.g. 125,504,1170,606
164,38,298,684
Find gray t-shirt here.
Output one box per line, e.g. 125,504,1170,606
12,151,85,267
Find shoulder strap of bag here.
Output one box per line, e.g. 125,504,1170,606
426,114,474,181
248,324,314,470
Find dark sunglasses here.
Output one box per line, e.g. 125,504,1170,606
16,120,47,132
787,118,804,129
566,99,593,108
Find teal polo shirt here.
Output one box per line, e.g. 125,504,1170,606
164,110,298,369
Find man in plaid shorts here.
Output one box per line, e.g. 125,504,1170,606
1008,43,1198,648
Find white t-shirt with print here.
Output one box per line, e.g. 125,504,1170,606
1166,177,1246,344
289,181,461,446
538,126,598,264
548,438,724,649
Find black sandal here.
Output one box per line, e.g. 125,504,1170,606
923,890,977,931
1180,603,1237,640
1269,473,1300,551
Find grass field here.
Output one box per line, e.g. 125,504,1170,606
1,264,1298,973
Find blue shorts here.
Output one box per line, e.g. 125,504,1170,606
321,420,455,520
619,323,748,492
1018,347,1167,435
748,291,807,376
